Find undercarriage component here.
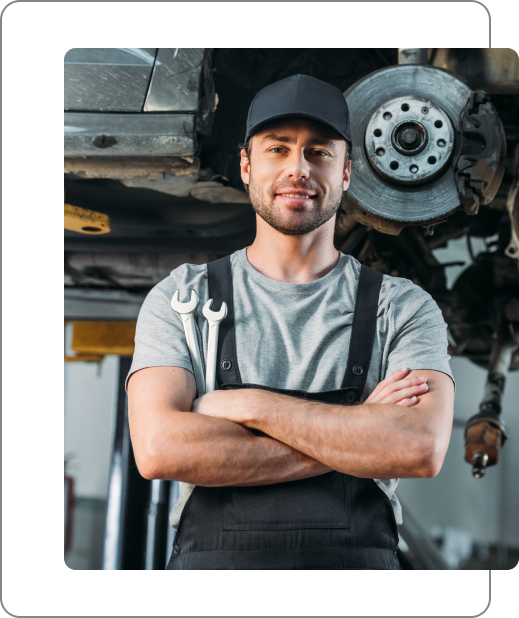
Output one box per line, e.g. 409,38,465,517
464,333,515,477
365,95,455,186
453,90,507,215
64,48,157,112
64,48,214,162
143,48,205,112
344,65,506,236
431,49,519,94
448,249,519,371
65,252,215,289
334,209,359,240
189,182,250,203
64,156,199,180
121,176,199,198
344,65,472,234
397,48,429,65
121,178,250,203
64,113,196,157
505,144,519,260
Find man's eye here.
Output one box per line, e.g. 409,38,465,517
270,147,284,153
312,150,329,157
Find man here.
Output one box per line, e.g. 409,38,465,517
128,75,455,570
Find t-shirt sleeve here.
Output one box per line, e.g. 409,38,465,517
125,283,194,392
385,280,455,389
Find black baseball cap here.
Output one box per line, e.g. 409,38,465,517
244,74,351,148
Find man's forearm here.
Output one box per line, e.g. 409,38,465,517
245,395,432,479
193,376,453,479
135,410,332,486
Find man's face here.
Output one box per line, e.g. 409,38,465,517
241,118,351,236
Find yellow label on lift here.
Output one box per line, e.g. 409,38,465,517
64,202,111,234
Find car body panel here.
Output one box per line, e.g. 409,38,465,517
144,48,205,112
64,113,196,157
64,48,157,112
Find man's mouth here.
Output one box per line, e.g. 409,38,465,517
278,193,315,199
275,188,318,202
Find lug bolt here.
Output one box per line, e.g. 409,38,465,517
422,107,429,114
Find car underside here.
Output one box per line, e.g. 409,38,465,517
65,47,519,480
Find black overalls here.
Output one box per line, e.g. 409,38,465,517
167,256,400,570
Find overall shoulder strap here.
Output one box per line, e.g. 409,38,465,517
341,265,383,399
207,255,242,388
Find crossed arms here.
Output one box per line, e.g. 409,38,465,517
128,366,454,485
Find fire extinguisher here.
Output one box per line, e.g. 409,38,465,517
64,460,75,554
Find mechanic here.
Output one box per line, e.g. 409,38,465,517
127,74,455,570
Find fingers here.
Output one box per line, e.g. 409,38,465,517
365,368,409,403
365,370,431,406
381,382,429,404
375,376,427,403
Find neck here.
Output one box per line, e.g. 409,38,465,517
246,214,340,284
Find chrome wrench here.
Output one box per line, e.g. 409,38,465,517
171,289,206,397
202,299,227,393
170,294,226,513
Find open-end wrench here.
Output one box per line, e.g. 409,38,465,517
202,299,227,393
171,290,206,397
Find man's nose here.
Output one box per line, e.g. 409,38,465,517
284,149,310,180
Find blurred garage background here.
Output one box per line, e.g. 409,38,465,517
64,48,519,570
64,240,519,571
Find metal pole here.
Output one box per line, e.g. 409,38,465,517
102,356,150,569
102,356,131,570
398,48,429,65
464,333,513,478
144,480,170,570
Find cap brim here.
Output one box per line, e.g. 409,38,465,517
245,112,350,144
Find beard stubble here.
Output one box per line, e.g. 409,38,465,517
248,172,344,237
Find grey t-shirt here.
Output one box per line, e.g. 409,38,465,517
128,248,454,528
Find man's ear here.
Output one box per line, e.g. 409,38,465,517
343,160,351,192
240,149,251,185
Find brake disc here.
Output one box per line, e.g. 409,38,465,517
344,65,472,234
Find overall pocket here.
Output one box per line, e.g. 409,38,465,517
223,471,348,531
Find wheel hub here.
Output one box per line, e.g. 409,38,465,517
342,65,473,233
365,95,454,186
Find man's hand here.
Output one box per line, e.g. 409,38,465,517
192,388,243,421
191,367,428,419
364,367,428,407
192,368,454,479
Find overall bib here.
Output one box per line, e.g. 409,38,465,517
167,256,400,570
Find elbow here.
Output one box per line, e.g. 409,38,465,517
419,454,444,479
136,459,158,481
132,437,164,481
416,435,447,478
133,450,158,481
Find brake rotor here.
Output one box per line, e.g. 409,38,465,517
344,65,472,234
